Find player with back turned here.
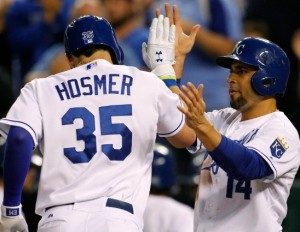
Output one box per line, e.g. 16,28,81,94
142,4,300,232
0,14,198,231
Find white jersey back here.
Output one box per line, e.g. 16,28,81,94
194,108,300,232
143,194,194,232
0,59,185,216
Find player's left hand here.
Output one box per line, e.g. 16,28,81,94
142,14,176,81
0,205,29,232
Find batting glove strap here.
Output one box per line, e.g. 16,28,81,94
151,65,177,87
1,205,22,218
151,64,175,77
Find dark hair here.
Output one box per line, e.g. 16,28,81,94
70,44,118,64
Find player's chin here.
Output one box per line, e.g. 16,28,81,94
230,96,246,110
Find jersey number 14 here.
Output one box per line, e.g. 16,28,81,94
226,176,252,200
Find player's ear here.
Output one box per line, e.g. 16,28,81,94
66,54,76,69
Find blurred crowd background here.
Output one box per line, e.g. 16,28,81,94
0,0,300,231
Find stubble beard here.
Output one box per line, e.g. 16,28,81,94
230,96,247,110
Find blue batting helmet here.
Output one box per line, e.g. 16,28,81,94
151,143,176,189
64,15,124,65
216,37,290,96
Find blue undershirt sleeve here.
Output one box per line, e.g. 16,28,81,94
3,126,34,206
209,135,273,180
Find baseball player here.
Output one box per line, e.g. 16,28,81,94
143,143,194,232
0,15,197,232
143,5,300,232
178,39,300,231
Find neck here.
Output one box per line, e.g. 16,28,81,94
240,97,277,121
69,50,113,68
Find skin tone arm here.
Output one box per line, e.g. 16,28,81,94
178,83,221,151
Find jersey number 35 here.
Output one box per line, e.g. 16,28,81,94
61,104,132,163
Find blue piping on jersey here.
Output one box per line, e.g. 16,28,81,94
1,119,37,139
157,112,184,136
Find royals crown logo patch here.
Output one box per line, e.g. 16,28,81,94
82,31,94,44
270,136,289,159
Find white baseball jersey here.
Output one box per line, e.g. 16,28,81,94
192,108,300,232
0,59,185,220
143,194,194,232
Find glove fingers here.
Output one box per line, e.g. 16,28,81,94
142,42,148,63
163,16,170,42
149,17,158,43
157,15,164,41
142,42,151,68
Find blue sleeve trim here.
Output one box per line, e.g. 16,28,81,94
1,118,37,140
209,135,273,180
3,126,34,206
158,111,184,137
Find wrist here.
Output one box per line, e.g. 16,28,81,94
151,64,175,77
173,55,186,78
195,123,221,151
160,75,177,88
1,204,22,218
151,64,177,87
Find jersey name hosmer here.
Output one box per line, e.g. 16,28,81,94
55,73,133,101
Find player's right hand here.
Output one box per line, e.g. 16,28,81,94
0,205,28,232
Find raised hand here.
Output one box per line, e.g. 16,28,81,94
142,14,177,88
177,82,207,130
156,3,200,79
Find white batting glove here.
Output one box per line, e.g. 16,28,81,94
142,15,177,87
0,205,28,232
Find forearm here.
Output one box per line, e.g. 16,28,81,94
194,121,222,151
209,135,273,180
3,126,33,206
166,124,196,148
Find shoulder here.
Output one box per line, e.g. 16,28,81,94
270,111,299,137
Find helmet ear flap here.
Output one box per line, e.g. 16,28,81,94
251,71,277,96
